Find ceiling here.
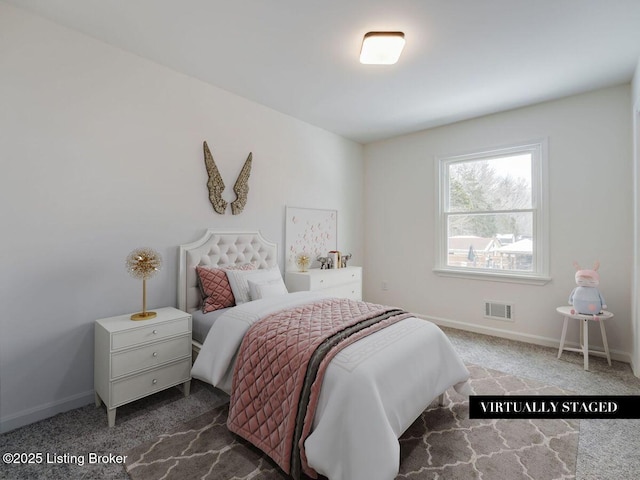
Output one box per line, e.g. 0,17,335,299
6,0,640,144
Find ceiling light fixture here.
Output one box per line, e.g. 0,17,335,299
359,31,405,65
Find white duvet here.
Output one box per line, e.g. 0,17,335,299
191,292,470,480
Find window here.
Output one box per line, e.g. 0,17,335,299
435,140,549,284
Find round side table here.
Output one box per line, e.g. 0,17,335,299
556,306,613,371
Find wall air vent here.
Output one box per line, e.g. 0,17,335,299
484,301,513,321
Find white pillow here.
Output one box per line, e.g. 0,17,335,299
225,266,284,304
248,277,288,300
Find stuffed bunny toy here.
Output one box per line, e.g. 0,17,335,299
568,261,607,318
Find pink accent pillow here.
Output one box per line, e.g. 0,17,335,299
196,264,256,313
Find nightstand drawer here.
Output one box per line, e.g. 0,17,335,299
308,268,362,290
111,317,190,349
111,335,191,378
111,359,191,407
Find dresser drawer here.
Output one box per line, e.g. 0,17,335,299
110,359,191,407
111,317,190,350
308,268,362,290
320,282,362,301
111,335,191,378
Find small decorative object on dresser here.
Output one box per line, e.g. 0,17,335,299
341,252,352,268
328,250,341,269
316,256,330,269
295,252,311,272
125,247,162,320
285,266,362,300
94,307,192,427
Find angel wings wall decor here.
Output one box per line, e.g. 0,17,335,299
203,141,252,215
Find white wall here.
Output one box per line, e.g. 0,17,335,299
0,3,364,432
632,57,640,376
364,86,633,361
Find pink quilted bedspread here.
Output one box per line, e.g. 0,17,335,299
226,298,410,478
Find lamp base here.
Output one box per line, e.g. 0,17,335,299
131,311,157,321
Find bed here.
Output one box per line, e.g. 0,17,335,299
179,230,470,480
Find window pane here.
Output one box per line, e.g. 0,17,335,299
447,212,533,272
448,154,532,212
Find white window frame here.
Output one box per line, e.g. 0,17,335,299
434,139,550,285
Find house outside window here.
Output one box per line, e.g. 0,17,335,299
435,140,550,284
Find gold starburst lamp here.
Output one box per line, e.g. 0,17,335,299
126,247,162,320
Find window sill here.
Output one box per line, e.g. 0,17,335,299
433,268,551,285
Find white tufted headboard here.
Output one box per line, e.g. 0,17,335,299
178,230,278,313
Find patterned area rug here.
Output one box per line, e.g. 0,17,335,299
125,364,579,480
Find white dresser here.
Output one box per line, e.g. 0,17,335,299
285,266,362,301
94,307,192,427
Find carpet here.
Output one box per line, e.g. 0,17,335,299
125,364,579,480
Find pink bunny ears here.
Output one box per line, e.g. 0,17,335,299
573,260,600,272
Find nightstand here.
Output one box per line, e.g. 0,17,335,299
556,305,613,371
94,307,192,427
285,266,362,300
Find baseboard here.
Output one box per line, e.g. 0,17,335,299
632,356,640,377
418,313,632,365
0,389,95,434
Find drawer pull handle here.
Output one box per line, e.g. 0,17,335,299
152,330,158,335
152,379,158,385
320,280,324,283
152,352,158,357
